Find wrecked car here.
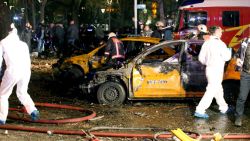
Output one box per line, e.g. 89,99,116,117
52,37,161,87
81,39,239,105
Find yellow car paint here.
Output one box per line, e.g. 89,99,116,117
133,67,185,98
55,37,161,77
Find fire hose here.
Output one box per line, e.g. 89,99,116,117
0,125,250,140
0,103,249,140
8,102,96,123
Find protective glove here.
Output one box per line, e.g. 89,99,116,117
236,58,243,67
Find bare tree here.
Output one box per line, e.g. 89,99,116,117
155,0,165,22
84,0,106,23
39,0,47,23
71,0,82,25
24,0,28,23
0,2,11,40
26,0,36,29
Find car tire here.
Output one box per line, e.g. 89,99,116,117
97,82,126,105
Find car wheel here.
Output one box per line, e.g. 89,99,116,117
97,82,126,105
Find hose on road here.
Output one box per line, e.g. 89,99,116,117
8,102,96,123
0,103,249,140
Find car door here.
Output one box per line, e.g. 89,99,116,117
132,41,186,98
180,41,207,96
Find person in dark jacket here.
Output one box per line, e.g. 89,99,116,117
66,20,79,46
36,23,45,54
54,23,65,57
151,21,165,39
20,22,33,53
234,37,250,127
164,19,174,40
104,32,125,69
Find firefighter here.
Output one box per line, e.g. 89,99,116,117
104,32,125,69
197,24,209,40
0,23,39,124
194,26,232,119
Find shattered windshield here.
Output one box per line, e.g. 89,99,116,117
141,42,183,64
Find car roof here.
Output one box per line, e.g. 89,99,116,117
120,36,161,44
187,39,204,45
140,39,204,55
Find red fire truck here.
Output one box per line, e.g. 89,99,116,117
175,0,250,102
176,0,250,49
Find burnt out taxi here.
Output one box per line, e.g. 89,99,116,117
81,39,238,105
52,37,161,86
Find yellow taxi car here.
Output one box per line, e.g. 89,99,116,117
52,36,161,86
81,39,240,105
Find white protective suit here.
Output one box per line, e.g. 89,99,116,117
0,28,37,121
196,35,232,114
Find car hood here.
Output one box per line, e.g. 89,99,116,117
64,44,106,64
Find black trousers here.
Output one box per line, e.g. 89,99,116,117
236,71,250,117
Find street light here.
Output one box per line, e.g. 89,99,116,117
107,0,112,31
101,8,107,31
101,7,111,31
101,8,105,13
21,8,25,13
108,8,111,31
9,5,14,10
134,0,137,35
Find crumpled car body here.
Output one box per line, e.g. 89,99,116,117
52,37,161,85
82,39,239,105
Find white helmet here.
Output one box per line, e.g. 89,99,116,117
108,32,116,39
197,24,207,33
10,23,17,34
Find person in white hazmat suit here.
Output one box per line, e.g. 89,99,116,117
0,24,39,124
194,26,232,119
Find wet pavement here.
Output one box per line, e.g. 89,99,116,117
0,58,249,141
119,101,250,134
1,88,250,141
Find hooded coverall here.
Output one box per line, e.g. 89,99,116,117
0,30,37,121
196,36,231,114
